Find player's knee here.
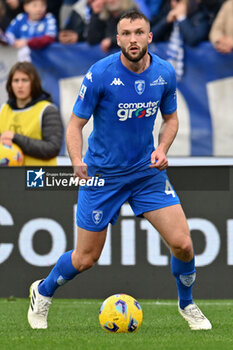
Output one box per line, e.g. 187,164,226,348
181,236,192,252
72,252,96,272
172,236,193,261
78,256,95,271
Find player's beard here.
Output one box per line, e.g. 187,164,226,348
121,45,148,63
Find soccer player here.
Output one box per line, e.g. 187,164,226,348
27,9,212,331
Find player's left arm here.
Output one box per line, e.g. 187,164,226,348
150,110,178,170
151,61,178,171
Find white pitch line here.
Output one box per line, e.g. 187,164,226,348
54,300,233,306
141,301,233,306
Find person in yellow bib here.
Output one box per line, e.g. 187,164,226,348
0,61,63,166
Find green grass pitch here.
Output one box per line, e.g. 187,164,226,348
0,299,232,350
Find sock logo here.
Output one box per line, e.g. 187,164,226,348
179,272,196,287
57,275,68,286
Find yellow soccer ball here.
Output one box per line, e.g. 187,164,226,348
0,142,24,166
99,294,143,333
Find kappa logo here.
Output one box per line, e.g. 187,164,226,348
150,75,167,86
110,78,125,86
135,80,145,95
92,210,103,224
86,71,93,82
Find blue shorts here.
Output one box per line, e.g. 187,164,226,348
76,167,180,231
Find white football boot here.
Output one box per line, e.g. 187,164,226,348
178,303,212,330
27,279,52,329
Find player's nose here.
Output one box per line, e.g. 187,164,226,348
129,33,137,43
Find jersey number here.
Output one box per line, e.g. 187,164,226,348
165,179,175,197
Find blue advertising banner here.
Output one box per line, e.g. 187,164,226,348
31,42,233,156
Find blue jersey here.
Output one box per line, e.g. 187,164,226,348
6,12,57,45
73,52,177,175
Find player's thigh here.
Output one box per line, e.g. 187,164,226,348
76,182,130,231
143,204,191,249
129,168,180,217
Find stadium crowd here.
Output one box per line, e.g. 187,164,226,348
0,0,232,53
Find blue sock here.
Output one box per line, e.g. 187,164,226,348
38,250,80,297
171,255,196,310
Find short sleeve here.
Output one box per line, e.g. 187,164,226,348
45,13,57,37
160,62,177,115
5,14,24,43
72,66,102,119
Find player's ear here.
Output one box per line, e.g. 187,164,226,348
116,34,120,47
148,32,153,44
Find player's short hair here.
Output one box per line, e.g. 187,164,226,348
23,0,46,4
6,62,44,100
118,9,150,31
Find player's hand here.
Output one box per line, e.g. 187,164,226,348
149,148,168,170
14,39,28,48
101,38,112,52
58,30,78,44
0,131,14,146
215,37,233,54
166,9,177,23
73,162,90,181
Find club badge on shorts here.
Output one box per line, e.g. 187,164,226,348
92,210,103,224
135,80,145,95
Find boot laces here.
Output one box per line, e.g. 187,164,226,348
38,298,51,317
186,305,205,321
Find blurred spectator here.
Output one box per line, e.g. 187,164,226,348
63,0,77,4
134,0,163,22
58,0,88,44
0,1,6,31
59,0,79,29
151,0,211,46
151,0,213,80
209,0,233,54
87,0,137,52
0,0,23,31
46,0,63,27
201,0,225,26
0,61,63,165
5,0,57,61
86,0,106,45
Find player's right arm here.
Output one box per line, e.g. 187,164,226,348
66,113,89,180
68,63,103,179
